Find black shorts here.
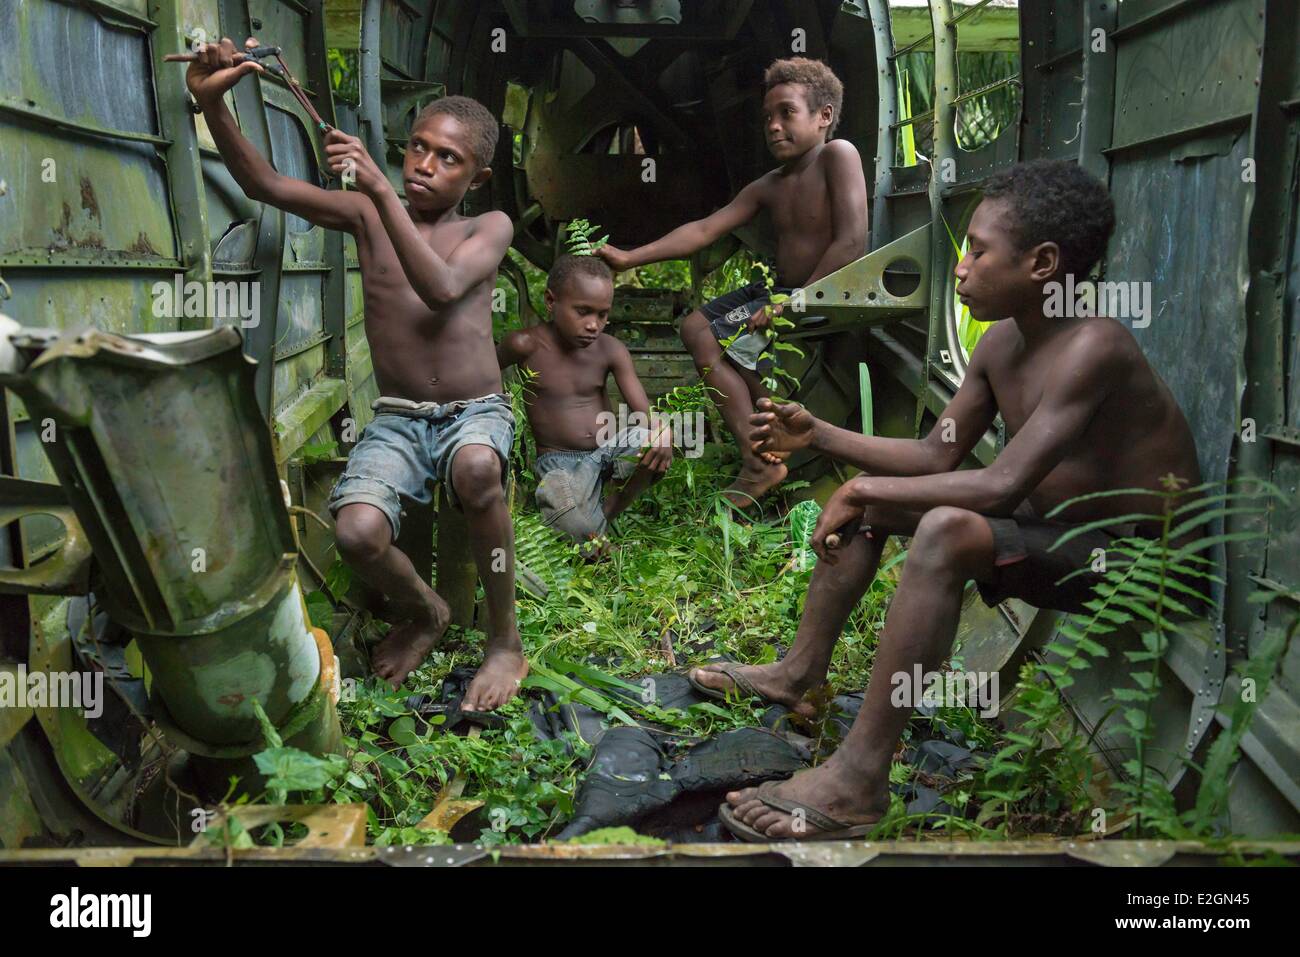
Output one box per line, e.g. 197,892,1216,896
974,507,1139,614
698,281,794,373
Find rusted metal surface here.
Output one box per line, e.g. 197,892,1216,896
198,802,369,848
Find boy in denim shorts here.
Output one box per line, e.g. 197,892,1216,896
188,35,527,709
498,255,672,552
331,392,514,535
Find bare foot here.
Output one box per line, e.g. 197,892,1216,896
689,662,818,719
760,449,791,466
371,594,450,690
578,535,613,563
726,762,888,839
722,459,788,509
461,638,529,712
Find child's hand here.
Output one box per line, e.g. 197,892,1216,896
639,444,673,474
639,424,674,474
748,396,814,454
747,302,782,334
810,479,867,564
323,129,388,197
185,37,265,108
597,244,633,273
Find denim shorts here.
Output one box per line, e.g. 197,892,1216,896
699,281,795,372
534,426,652,541
327,393,514,540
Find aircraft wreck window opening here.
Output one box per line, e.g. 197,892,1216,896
327,48,361,105
888,1,937,168
946,1,1021,375
952,2,1021,153
945,204,992,380
580,123,651,155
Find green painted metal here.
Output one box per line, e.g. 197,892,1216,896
799,223,931,329
0,327,339,806
2,0,1299,845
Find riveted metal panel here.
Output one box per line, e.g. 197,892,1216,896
0,130,177,263
272,340,327,414
1,1,158,136
265,103,320,234
1112,0,1263,151
1106,137,1250,495
248,0,310,81
273,270,325,358
380,0,423,78
0,270,180,334
1020,0,1085,160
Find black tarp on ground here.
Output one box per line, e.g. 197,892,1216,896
418,663,985,841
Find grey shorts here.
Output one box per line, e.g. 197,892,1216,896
327,393,514,540
699,281,795,372
534,426,652,541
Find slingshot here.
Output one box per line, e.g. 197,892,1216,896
166,43,332,134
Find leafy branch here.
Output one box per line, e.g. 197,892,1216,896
564,219,609,257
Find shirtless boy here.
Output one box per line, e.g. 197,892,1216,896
498,255,672,546
689,160,1203,840
598,57,868,507
187,39,526,710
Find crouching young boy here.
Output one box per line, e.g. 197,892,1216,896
498,255,672,550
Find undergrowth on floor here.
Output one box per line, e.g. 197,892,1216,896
232,470,1292,849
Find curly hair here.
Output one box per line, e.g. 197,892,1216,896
981,160,1116,277
414,95,500,169
763,57,844,138
547,254,613,296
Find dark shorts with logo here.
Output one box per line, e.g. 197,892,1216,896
974,504,1139,614
698,280,796,373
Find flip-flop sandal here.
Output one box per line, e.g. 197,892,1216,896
687,662,769,705
718,780,876,843
718,801,770,842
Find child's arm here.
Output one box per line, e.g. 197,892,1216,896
187,38,368,233
598,179,765,272
608,339,672,473
803,140,869,284
325,130,513,309
496,330,536,371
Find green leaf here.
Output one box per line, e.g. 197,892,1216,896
253,746,346,793
324,558,353,602
389,716,421,746
305,590,334,630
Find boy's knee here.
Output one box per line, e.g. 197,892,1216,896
680,313,719,363
680,311,709,338
451,445,505,510
334,504,392,565
910,506,987,571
